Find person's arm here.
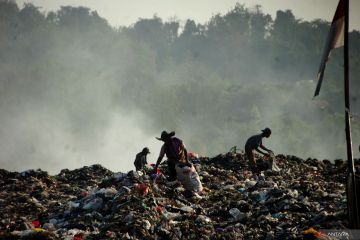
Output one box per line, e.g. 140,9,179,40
143,155,148,165
259,144,272,152
155,157,162,168
183,146,189,163
155,145,165,168
255,147,268,156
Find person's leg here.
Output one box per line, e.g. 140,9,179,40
246,149,258,173
167,161,177,181
245,149,255,164
135,163,141,171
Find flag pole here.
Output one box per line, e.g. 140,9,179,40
344,0,359,228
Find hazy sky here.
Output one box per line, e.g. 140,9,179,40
16,0,360,30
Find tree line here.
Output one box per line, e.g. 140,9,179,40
0,0,359,160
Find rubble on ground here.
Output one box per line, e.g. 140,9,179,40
0,153,352,239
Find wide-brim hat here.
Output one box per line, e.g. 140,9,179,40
156,131,175,141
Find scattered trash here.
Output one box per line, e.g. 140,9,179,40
0,153,349,239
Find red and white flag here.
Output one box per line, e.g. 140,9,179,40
314,0,345,97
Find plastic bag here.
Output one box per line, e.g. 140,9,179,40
175,164,203,192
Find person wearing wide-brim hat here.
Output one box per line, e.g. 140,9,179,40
134,147,150,171
155,130,188,181
245,128,273,173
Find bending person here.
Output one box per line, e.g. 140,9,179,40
245,128,273,173
155,130,188,181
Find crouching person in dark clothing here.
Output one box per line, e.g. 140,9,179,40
245,128,273,173
154,130,188,181
134,147,150,171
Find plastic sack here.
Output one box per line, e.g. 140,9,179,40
83,197,103,210
96,187,117,197
269,157,280,172
261,152,280,172
175,164,203,192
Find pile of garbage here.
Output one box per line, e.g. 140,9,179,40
0,153,350,239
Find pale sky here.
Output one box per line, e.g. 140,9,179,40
16,0,360,30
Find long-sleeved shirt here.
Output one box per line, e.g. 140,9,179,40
134,152,147,171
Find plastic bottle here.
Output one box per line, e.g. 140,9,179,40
229,208,242,219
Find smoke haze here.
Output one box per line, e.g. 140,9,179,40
0,1,359,174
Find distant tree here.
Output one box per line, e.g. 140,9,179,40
271,10,297,41
0,0,19,45
181,20,201,38
163,20,179,43
127,16,174,63
57,6,109,32
249,5,272,41
18,3,45,31
0,0,19,22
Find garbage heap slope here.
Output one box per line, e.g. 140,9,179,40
0,153,349,239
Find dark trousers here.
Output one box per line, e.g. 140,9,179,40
167,161,177,181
